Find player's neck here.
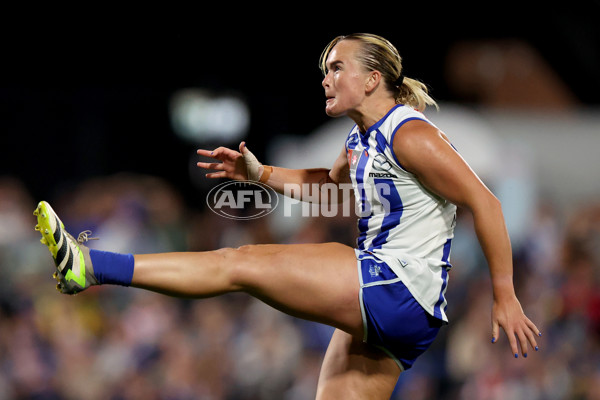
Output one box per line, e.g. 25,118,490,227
350,97,397,133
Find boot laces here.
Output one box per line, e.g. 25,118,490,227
77,230,99,245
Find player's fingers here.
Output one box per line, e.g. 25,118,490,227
525,318,541,352
198,147,227,160
491,320,499,344
526,318,542,339
196,149,215,158
212,146,240,159
197,161,224,171
507,329,520,358
516,328,529,357
521,323,538,355
205,171,227,179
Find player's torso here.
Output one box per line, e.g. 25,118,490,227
345,105,457,260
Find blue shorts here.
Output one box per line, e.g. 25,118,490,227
356,252,443,371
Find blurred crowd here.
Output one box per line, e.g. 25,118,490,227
0,172,598,400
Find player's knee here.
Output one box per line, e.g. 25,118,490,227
220,244,264,290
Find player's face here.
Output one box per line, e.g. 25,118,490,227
322,40,370,118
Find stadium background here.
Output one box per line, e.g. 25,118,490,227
1,10,600,399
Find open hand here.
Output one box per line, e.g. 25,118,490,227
491,294,541,358
197,142,250,181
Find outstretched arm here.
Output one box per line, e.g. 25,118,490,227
197,142,351,204
393,120,541,358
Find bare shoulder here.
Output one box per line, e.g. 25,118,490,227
392,119,452,174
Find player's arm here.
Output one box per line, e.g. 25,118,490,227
392,119,541,357
197,142,352,204
261,144,352,204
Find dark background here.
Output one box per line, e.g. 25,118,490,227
2,9,599,207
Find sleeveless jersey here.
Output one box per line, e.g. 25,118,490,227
346,104,457,322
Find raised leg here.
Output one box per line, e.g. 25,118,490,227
36,200,402,397
134,243,401,398
132,242,364,337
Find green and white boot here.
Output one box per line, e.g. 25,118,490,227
34,201,99,294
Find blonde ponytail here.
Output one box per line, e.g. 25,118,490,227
397,76,438,112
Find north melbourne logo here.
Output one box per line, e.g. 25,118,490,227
370,154,397,178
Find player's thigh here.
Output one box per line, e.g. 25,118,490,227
229,242,362,336
316,329,400,400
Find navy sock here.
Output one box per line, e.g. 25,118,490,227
89,249,135,286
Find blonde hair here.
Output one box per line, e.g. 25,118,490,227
319,33,438,112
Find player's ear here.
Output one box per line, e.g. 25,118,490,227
365,70,382,93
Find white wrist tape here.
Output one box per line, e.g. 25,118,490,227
242,146,261,181
241,145,272,182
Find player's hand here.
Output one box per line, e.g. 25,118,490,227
197,142,259,181
491,294,541,358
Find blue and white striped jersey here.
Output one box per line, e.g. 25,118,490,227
347,104,457,322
